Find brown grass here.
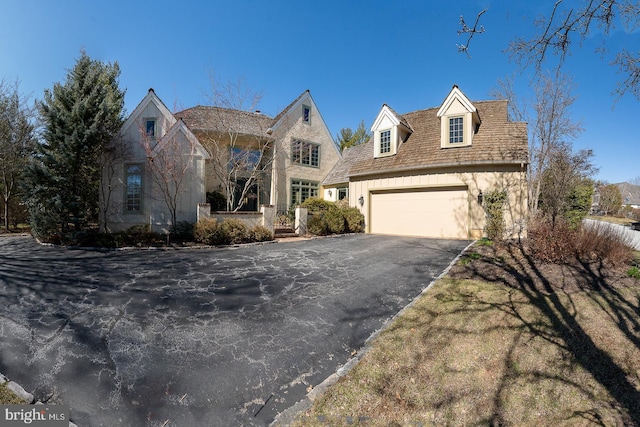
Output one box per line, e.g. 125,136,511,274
292,241,640,426
0,382,27,404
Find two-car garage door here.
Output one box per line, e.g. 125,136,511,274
369,187,469,239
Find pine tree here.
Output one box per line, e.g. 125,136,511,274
25,51,125,240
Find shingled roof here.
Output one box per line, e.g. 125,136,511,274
175,106,274,137
348,99,528,177
322,142,371,186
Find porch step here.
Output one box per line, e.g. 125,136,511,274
274,227,298,238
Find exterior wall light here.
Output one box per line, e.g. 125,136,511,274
477,190,484,205
358,195,364,207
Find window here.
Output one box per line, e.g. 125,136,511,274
291,140,320,167
449,117,464,144
380,129,391,154
302,105,311,124
125,164,143,213
145,118,156,138
291,180,319,205
338,187,348,200
230,147,261,171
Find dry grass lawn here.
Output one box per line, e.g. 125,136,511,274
292,242,640,426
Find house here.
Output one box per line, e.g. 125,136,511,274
323,85,529,240
615,182,640,209
176,90,341,215
102,89,210,232
103,89,340,232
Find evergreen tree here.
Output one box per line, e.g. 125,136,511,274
25,51,125,239
337,120,370,152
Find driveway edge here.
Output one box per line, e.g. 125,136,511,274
270,239,476,426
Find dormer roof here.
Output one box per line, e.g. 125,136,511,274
436,85,481,124
372,104,413,133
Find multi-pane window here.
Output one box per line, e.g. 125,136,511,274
291,180,319,205
449,117,464,143
145,119,156,138
125,164,143,213
291,140,320,167
380,129,391,154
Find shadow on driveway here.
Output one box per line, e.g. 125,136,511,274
0,234,468,426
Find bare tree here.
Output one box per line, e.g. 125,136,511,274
598,183,623,216
508,0,640,99
99,135,130,232
0,79,36,231
139,122,200,229
199,74,274,212
540,148,597,227
491,71,583,214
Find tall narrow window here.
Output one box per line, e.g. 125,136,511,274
125,164,143,213
449,117,464,144
145,119,156,138
380,130,391,154
302,105,311,124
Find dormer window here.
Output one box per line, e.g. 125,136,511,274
449,117,464,144
437,86,480,149
380,130,391,154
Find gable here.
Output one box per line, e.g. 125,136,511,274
371,104,412,158
151,119,210,160
120,89,177,140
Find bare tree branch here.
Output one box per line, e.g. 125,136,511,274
457,8,487,58
508,0,640,99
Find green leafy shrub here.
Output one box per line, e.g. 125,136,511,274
484,190,507,242
301,197,364,235
250,225,274,242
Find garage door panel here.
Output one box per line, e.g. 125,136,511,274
370,189,468,239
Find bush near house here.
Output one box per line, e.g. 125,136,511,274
194,218,274,245
301,198,365,236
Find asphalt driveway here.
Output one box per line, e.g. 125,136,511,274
0,234,469,426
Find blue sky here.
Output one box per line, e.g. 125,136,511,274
1,0,638,183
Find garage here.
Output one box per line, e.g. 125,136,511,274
369,187,469,239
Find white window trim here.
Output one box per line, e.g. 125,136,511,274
374,128,396,158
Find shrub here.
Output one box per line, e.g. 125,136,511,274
575,221,633,266
343,207,365,233
171,221,194,240
220,219,250,244
250,225,274,242
307,214,329,235
325,206,346,234
301,197,334,214
484,190,507,242
527,217,577,263
194,218,223,245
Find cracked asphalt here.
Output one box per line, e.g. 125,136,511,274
0,234,469,426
